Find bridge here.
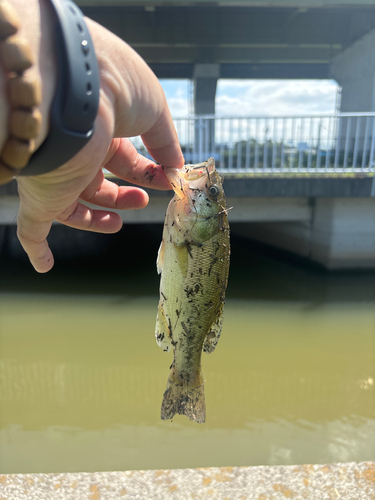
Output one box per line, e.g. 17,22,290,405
75,0,375,269
1,114,375,270
1,2,375,270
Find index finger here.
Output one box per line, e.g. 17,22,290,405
141,106,185,170
104,138,177,191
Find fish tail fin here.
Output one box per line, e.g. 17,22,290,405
161,367,206,423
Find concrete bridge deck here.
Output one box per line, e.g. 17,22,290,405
1,174,374,221
1,175,375,270
1,462,374,500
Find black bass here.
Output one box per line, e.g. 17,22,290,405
155,158,230,423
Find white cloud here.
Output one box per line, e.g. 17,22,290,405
160,79,190,117
216,80,339,116
159,79,339,118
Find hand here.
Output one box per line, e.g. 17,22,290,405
13,14,184,273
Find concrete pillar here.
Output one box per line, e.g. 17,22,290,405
236,198,375,270
193,64,220,159
193,63,220,115
330,28,375,161
310,198,375,269
330,28,375,113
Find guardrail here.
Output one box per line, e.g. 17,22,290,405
131,113,375,173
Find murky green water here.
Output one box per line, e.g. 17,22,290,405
0,225,374,473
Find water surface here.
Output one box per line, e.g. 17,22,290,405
0,226,374,473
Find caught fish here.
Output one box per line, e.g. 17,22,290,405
155,158,230,423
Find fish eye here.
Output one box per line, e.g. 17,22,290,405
207,184,220,198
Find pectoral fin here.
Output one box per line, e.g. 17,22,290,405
156,239,165,275
155,302,171,352
203,303,225,354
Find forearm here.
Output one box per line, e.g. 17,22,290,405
0,0,56,152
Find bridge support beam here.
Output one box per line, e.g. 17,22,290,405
235,198,375,270
193,64,219,155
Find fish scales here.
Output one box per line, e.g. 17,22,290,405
155,158,230,423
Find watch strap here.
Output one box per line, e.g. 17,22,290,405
19,0,100,176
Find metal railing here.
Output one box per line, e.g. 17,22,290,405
130,113,375,174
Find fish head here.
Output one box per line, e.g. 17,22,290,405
166,158,227,244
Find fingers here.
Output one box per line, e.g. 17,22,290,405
103,138,174,190
18,200,122,273
79,167,149,208
17,186,142,274
15,140,156,274
17,214,55,273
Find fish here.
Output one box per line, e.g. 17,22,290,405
155,157,230,423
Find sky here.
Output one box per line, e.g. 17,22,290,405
160,79,340,117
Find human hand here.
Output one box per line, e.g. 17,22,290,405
11,8,184,273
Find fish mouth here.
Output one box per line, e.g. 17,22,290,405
188,159,222,191
166,158,217,200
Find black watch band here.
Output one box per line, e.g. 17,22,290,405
19,0,100,176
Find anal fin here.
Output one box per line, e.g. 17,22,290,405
203,303,224,354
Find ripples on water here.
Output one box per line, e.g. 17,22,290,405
0,224,374,473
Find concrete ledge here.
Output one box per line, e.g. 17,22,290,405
0,463,374,500
0,196,311,224
1,175,374,199
222,176,375,198
111,175,375,198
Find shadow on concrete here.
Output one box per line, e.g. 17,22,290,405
0,223,374,303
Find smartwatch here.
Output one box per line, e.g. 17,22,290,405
19,0,100,176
